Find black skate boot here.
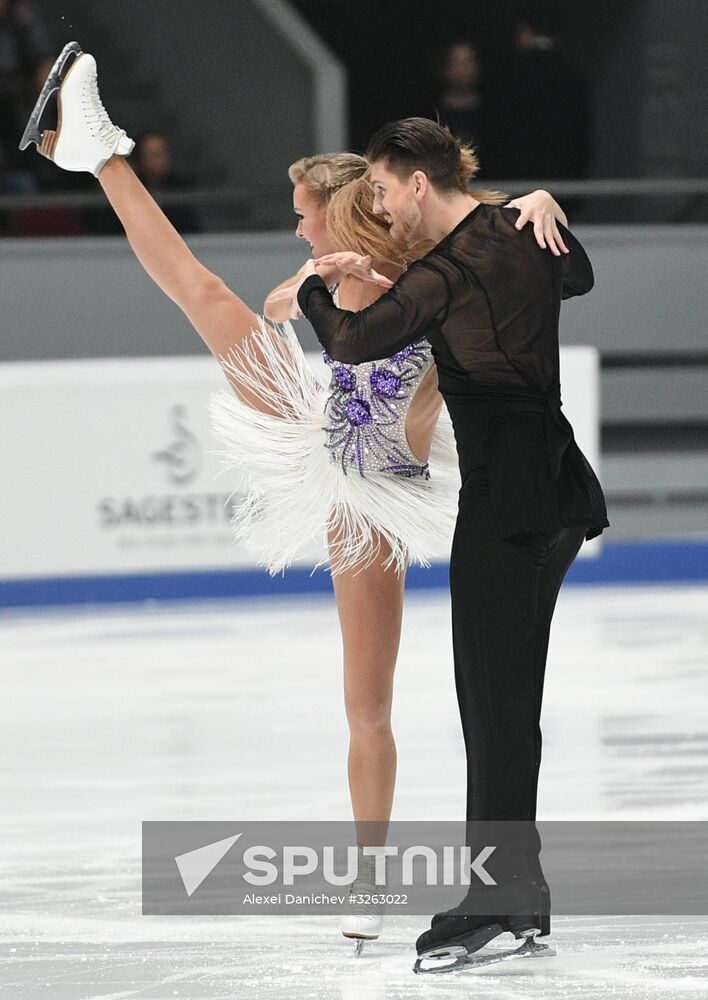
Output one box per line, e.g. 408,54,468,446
413,876,555,974
430,878,551,936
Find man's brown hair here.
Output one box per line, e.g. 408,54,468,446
366,116,505,203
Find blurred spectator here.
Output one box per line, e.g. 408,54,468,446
84,132,202,235
0,0,51,193
430,42,490,163
428,41,509,178
495,3,590,180
83,132,202,236
134,132,201,233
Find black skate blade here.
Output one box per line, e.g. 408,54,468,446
19,41,83,151
414,933,556,975
463,934,556,970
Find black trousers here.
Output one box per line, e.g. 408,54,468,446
450,466,586,879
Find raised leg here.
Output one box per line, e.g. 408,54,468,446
23,48,288,417
97,157,291,416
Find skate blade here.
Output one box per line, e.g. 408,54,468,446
19,41,83,151
413,945,469,975
414,934,556,975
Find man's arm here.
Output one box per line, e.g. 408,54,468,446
558,223,594,298
297,257,459,364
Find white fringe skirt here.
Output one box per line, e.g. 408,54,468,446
208,319,461,577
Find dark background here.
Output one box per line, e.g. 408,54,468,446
291,0,623,159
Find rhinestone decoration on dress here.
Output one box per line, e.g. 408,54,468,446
322,339,434,478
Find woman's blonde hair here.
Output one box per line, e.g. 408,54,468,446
288,145,506,269
327,176,411,267
288,153,368,205
327,166,506,267
289,153,408,268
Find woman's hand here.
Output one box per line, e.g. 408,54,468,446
265,260,320,321
314,252,394,288
264,283,302,321
506,189,569,256
289,258,324,318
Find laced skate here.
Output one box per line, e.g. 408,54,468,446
413,876,556,975
19,41,134,176
340,851,384,956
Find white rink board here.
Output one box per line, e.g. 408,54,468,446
0,347,600,579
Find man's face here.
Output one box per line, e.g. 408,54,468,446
369,161,425,247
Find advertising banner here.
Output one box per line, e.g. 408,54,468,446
0,347,600,581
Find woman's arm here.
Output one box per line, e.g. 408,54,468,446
506,189,569,254
263,263,311,322
98,156,260,361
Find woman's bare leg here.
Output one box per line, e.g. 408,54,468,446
329,530,406,846
98,156,289,416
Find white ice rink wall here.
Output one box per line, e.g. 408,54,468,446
0,346,647,606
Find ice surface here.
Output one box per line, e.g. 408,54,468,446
1,585,707,997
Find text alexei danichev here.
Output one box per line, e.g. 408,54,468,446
243,892,349,905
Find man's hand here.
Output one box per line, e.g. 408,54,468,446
314,252,394,288
506,189,569,256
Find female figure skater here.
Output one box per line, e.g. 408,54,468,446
21,43,572,951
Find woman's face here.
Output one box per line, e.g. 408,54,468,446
293,182,337,258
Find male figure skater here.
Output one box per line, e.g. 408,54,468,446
295,117,609,972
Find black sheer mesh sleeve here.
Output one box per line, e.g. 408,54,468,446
297,254,467,364
298,203,607,540
558,222,594,299
298,204,594,394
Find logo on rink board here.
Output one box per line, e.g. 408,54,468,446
97,403,233,531
152,405,202,486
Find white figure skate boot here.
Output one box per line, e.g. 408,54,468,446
340,849,385,955
19,41,134,177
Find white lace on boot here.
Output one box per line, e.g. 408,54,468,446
83,68,133,157
37,52,134,177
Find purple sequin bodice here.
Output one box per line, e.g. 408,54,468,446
322,338,434,479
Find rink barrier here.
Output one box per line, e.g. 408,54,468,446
1,538,706,608
0,351,602,585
